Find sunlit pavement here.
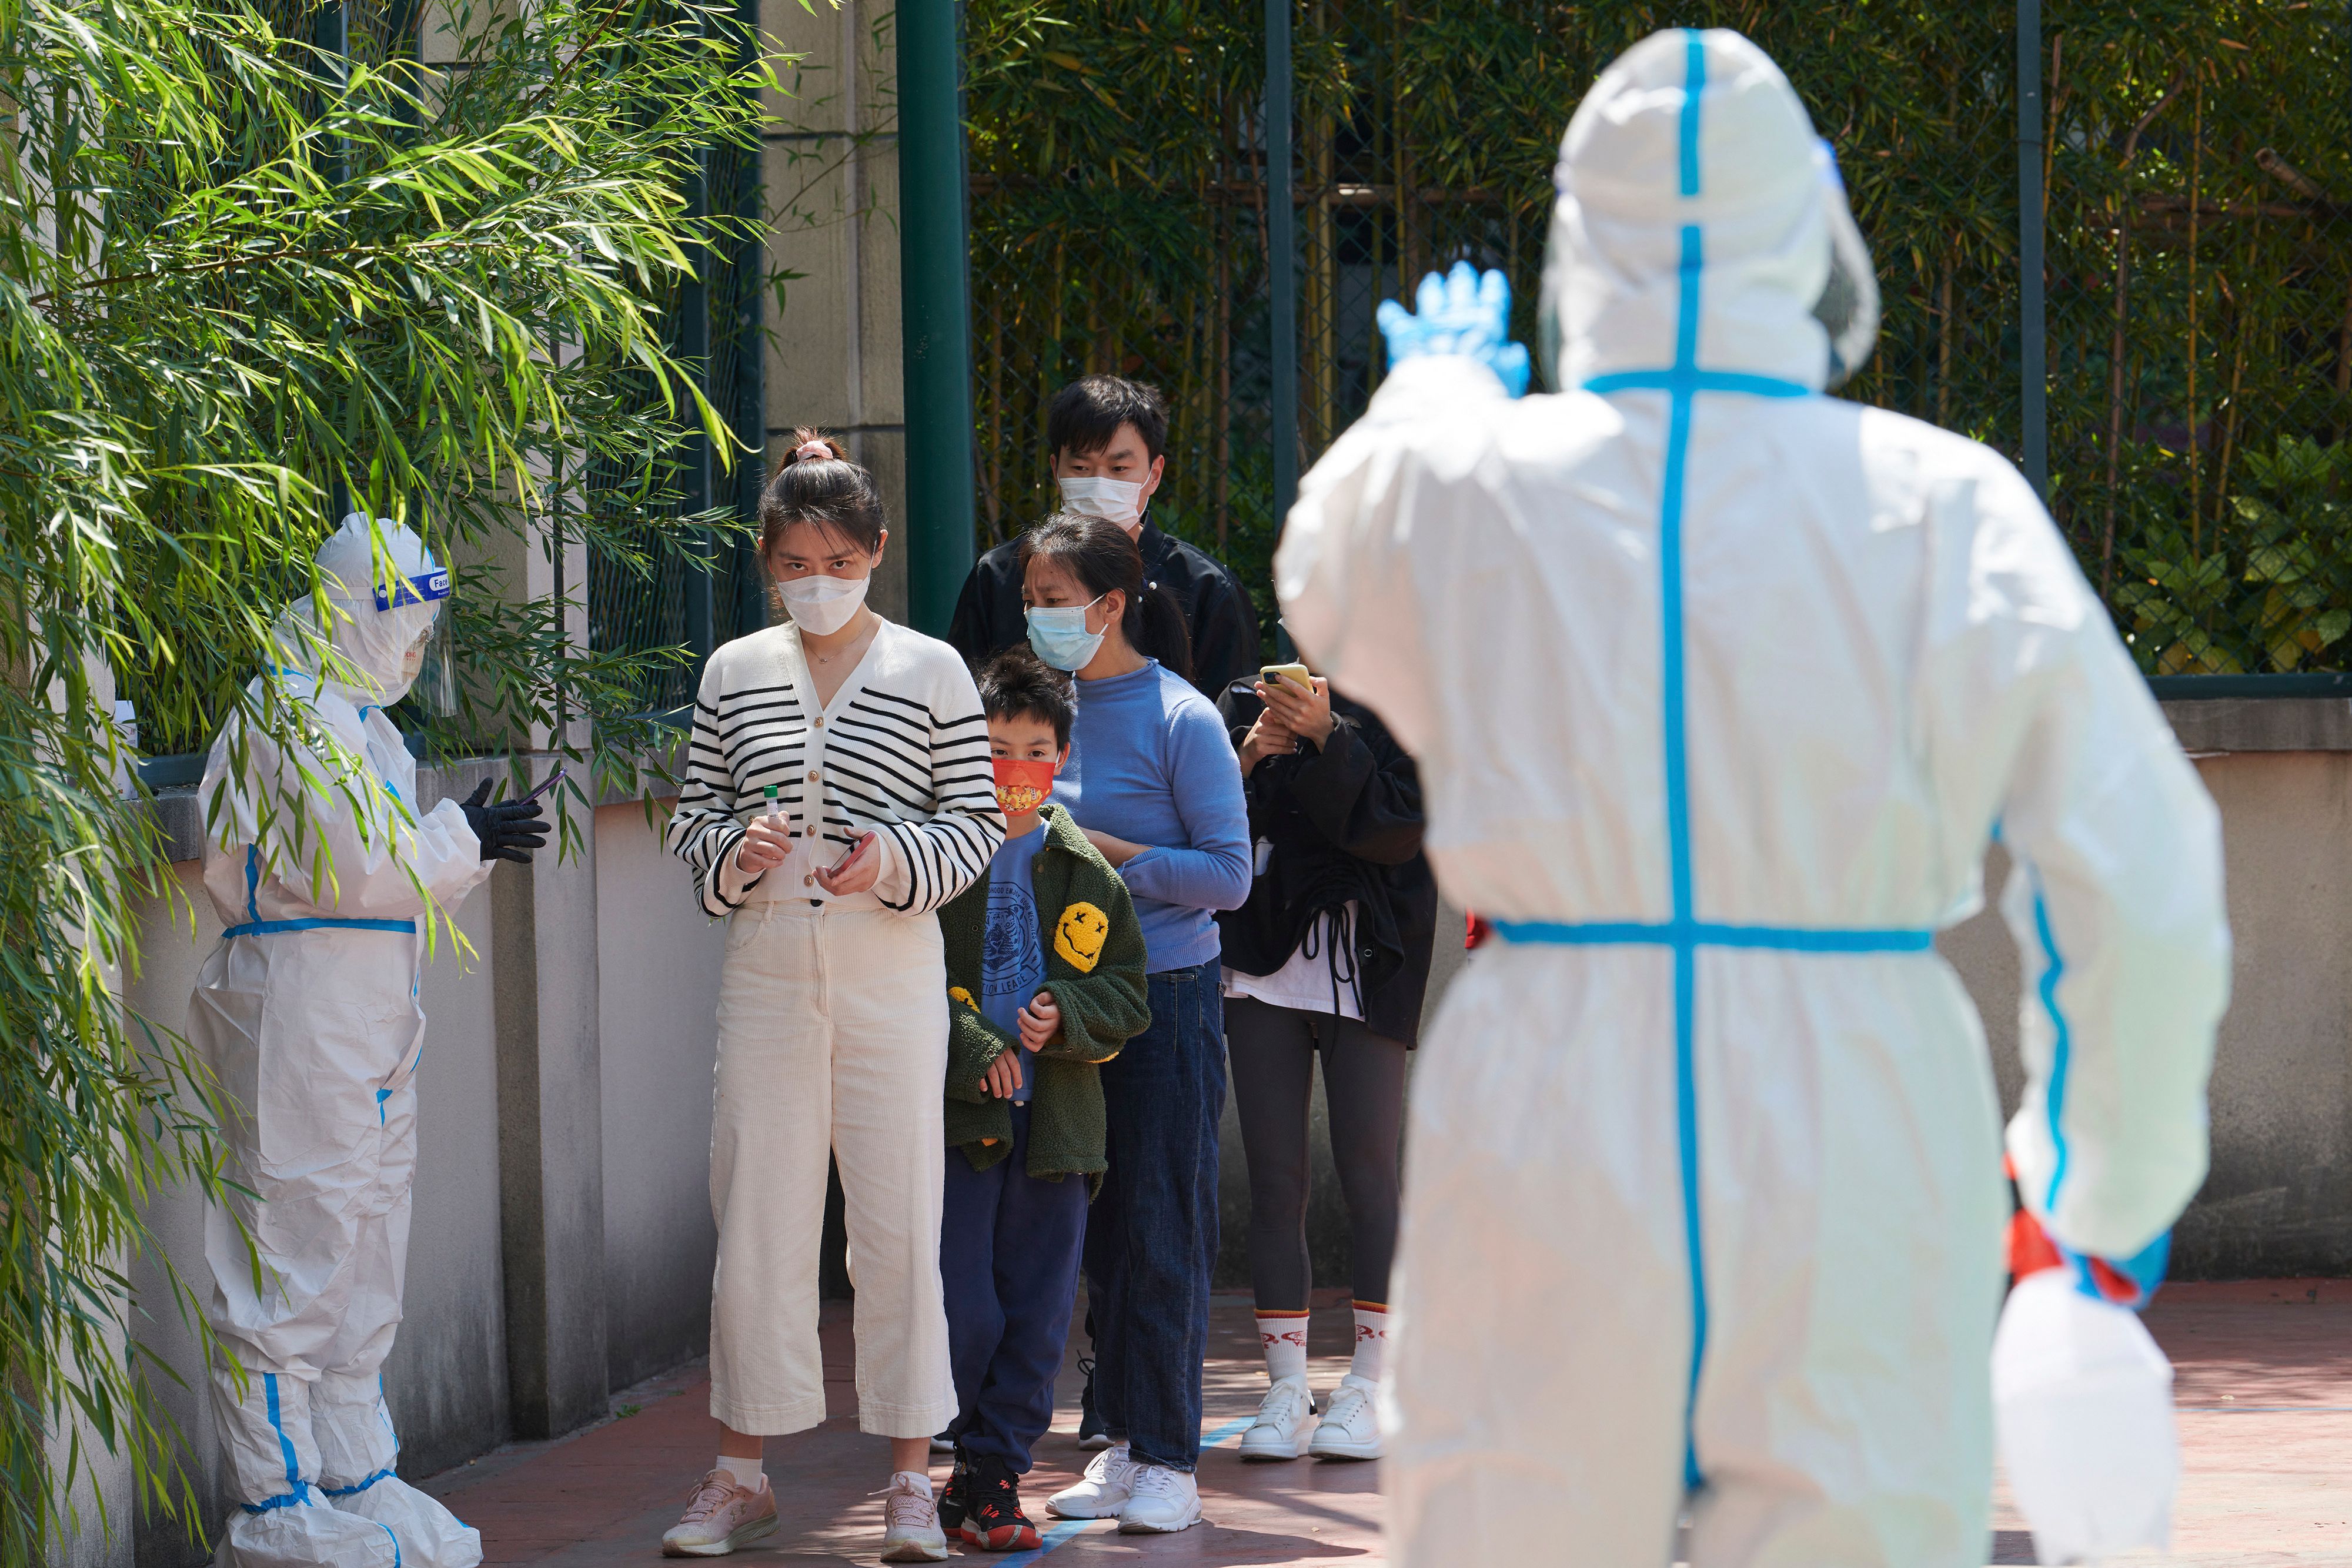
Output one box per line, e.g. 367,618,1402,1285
425,1282,2352,1566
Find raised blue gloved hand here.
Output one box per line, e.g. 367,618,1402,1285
1375,260,1531,398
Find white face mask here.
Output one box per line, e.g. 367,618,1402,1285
776,573,870,636
1057,475,1147,527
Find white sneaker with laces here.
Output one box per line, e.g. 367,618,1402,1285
1237,1376,1315,1462
1308,1373,1384,1460
1045,1439,1137,1519
878,1473,949,1563
1117,1463,1202,1534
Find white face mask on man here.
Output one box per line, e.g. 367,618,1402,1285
776,572,870,636
1057,475,1147,527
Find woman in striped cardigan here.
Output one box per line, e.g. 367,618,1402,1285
660,430,1005,1562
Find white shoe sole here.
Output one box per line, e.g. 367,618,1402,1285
1118,1505,1203,1534
1044,1490,1128,1520
662,1514,780,1557
1237,1426,1308,1462
1309,1432,1382,1460
878,1533,950,1564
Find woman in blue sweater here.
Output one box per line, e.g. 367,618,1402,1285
1015,513,1251,1535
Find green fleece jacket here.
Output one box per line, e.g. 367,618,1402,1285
940,803,1151,1181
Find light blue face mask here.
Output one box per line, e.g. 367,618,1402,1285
1026,596,1107,671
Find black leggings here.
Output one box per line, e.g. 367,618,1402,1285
1224,995,1409,1312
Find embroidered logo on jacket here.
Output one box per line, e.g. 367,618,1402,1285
1053,901,1111,972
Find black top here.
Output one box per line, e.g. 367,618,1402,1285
946,515,1263,700
1215,686,1438,1047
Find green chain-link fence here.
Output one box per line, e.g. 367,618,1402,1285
966,1,2352,678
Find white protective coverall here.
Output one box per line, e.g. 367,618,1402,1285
1276,29,2230,1568
191,514,490,1568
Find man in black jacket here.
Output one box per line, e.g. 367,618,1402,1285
947,376,1261,699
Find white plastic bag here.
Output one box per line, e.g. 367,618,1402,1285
1992,1269,2179,1564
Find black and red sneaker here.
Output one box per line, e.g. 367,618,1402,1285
957,1456,1041,1552
938,1447,970,1536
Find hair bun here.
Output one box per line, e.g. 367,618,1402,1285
791,439,833,464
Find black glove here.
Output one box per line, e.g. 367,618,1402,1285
459,779,550,865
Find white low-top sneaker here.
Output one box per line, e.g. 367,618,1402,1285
1238,1376,1315,1462
1045,1440,1137,1519
878,1473,950,1563
1308,1373,1384,1460
1117,1463,1202,1534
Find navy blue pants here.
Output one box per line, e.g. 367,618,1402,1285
1083,961,1226,1470
941,1101,1091,1473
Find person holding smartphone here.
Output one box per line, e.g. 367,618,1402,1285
660,430,1005,1563
1218,666,1435,1463
1014,514,1251,1536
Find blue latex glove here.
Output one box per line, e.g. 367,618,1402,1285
1375,261,1531,398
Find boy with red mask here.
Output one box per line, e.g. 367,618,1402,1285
934,647,1153,1550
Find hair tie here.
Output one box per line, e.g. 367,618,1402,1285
792,439,832,464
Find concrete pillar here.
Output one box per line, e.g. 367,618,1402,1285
478,369,609,1436
492,838,610,1439
763,0,907,621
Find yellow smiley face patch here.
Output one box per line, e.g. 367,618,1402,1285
1053,901,1111,972
948,985,976,1008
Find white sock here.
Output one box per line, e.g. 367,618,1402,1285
1351,1302,1391,1382
1257,1309,1310,1386
893,1470,935,1498
717,1453,764,1490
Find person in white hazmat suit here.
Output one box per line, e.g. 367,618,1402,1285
191,514,548,1568
1275,28,2230,1568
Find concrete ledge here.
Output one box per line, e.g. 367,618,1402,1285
2160,698,2352,753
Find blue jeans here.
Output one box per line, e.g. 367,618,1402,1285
940,1103,1091,1474
1082,960,1226,1470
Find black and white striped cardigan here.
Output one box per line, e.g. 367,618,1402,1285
664,619,1005,917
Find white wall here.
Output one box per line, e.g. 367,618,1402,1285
595,804,727,1391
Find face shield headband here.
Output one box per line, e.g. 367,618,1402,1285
377,561,456,717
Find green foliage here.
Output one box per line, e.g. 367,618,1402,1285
2116,437,2352,673
967,1,2352,671
0,0,773,1553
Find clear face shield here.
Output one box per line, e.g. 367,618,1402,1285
377,562,457,717
1813,139,1881,390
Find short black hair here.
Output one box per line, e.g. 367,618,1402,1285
1046,375,1168,464
975,645,1076,750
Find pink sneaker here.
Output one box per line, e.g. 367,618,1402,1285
662,1469,779,1557
880,1472,950,1562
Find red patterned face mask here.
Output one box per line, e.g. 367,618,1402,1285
993,757,1057,817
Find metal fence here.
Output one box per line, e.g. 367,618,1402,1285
965,1,2352,678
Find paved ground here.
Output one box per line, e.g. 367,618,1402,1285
426,1281,2352,1567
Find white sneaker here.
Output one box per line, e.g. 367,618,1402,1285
1045,1440,1137,1519
878,1473,949,1563
1237,1376,1314,1462
1117,1463,1202,1534
1308,1373,1384,1460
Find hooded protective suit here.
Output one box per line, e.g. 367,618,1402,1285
1275,29,2229,1568
192,514,490,1567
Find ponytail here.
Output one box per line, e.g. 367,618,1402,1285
1020,512,1194,682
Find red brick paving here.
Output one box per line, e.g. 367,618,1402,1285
425,1283,2352,1566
